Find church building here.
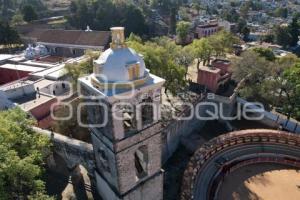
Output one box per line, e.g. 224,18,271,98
78,27,165,200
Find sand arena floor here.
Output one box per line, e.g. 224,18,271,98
217,163,300,200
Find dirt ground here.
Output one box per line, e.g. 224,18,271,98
218,163,300,200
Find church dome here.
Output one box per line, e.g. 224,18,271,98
35,44,48,57
93,27,148,83
25,45,36,60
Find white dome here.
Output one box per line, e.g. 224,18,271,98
35,45,48,56
25,45,36,60
94,47,147,82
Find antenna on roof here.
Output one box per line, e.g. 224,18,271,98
85,25,92,32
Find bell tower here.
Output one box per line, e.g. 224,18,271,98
78,27,165,200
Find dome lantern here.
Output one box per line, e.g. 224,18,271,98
110,27,126,49
92,27,149,88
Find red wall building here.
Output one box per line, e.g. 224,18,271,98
0,64,44,85
0,68,30,85
197,59,231,93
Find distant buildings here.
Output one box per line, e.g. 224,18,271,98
195,22,220,39
194,19,235,39
0,27,110,128
0,77,69,128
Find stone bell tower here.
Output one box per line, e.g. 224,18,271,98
78,27,165,200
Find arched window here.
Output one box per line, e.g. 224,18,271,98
128,63,140,80
98,148,110,173
122,104,136,133
141,97,153,127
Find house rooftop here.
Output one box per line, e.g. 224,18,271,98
198,65,221,74
197,23,218,28
15,93,55,112
0,63,45,72
0,54,18,62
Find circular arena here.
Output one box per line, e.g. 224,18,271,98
180,129,300,200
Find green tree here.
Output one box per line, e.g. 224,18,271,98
68,0,148,37
261,34,274,43
0,108,53,199
64,51,99,86
178,7,189,21
176,21,191,44
232,49,300,114
192,3,201,15
11,13,25,26
274,7,288,18
222,8,239,23
175,46,194,79
240,2,250,19
288,16,300,47
52,99,90,142
280,63,300,120
236,18,250,41
22,5,38,22
208,30,240,58
252,47,276,61
274,25,292,48
127,36,187,94
231,51,275,108
190,38,213,68
0,21,21,47
232,51,271,82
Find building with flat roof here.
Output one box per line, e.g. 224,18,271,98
197,59,232,93
195,22,220,39
0,76,70,128
0,63,45,85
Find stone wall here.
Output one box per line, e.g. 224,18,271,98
33,127,95,174
161,92,237,163
161,95,207,163
237,97,300,133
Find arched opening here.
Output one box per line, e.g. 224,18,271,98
134,145,149,180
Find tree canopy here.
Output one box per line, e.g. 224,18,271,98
272,16,300,48
252,47,276,61
22,4,38,22
64,51,99,86
0,108,53,200
176,21,191,44
190,30,239,68
68,0,148,36
232,49,300,119
0,21,21,47
127,34,187,95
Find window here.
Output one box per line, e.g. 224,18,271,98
141,97,153,127
134,145,148,180
122,105,136,133
128,63,140,80
87,102,106,129
98,148,110,173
